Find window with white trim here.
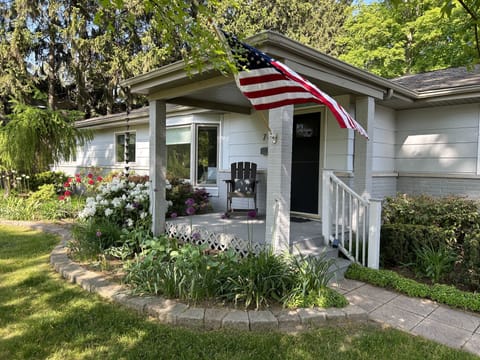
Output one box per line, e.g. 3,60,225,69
116,132,136,163
166,124,218,186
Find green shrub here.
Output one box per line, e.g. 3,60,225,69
380,194,480,291
380,224,447,267
413,241,457,283
166,177,211,217
0,186,84,220
124,240,348,310
283,252,339,308
220,250,294,309
31,171,68,193
430,284,480,312
456,230,480,290
285,286,348,308
70,218,123,260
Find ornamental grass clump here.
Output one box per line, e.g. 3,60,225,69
123,240,348,310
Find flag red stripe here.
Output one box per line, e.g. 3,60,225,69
239,73,285,85
241,86,309,98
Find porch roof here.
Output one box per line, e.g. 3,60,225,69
122,31,480,112
122,31,405,113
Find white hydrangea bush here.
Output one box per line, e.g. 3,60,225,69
78,176,153,229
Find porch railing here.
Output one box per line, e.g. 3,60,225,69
321,171,381,269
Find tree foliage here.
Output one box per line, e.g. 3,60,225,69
339,0,477,78
215,0,352,56
0,0,234,173
0,100,91,174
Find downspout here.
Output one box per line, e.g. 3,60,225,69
384,88,394,100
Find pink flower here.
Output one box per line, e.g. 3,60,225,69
96,230,102,237
58,195,65,201
88,179,94,185
96,176,103,182
186,206,196,216
87,173,93,179
75,177,81,183
64,182,70,188
64,190,72,197
75,173,80,177
185,198,195,207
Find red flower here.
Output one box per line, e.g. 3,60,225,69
67,177,73,183
96,176,103,182
87,173,93,179
88,179,95,185
64,182,70,188
76,177,81,183
58,195,65,201
64,190,72,197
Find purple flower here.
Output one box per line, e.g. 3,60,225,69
186,206,196,216
96,230,102,238
192,232,201,241
185,198,195,207
170,212,178,219
247,210,257,219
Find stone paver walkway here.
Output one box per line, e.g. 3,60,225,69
3,220,480,356
330,279,480,356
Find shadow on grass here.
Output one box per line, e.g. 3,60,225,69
0,224,477,360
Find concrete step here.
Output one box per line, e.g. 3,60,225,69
290,239,352,280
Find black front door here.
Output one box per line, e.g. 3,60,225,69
290,112,320,214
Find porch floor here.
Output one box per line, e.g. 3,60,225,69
166,212,324,248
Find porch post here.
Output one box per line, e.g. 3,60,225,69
149,100,167,236
353,96,375,197
264,105,294,253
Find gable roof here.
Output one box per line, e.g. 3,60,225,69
123,30,480,111
392,65,480,92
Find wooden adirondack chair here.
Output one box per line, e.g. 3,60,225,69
225,162,258,213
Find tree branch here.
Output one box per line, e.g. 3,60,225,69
457,0,480,59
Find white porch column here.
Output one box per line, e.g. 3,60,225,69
264,105,294,253
353,96,375,197
149,100,167,236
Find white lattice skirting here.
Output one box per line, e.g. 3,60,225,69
165,221,265,257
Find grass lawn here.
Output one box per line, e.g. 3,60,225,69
0,224,477,360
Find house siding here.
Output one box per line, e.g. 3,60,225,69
53,124,151,175
221,112,269,171
397,176,480,199
324,95,354,172
220,112,271,214
373,105,396,173
396,104,480,175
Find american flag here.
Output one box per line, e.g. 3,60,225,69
222,31,369,139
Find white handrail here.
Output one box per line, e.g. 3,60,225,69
321,170,381,269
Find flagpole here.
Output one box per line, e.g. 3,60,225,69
210,22,278,143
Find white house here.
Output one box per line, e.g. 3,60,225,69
55,31,480,266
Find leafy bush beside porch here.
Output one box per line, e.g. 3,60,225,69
380,194,480,291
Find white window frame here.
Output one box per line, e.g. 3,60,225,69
166,120,220,189
114,131,137,164
194,124,219,187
